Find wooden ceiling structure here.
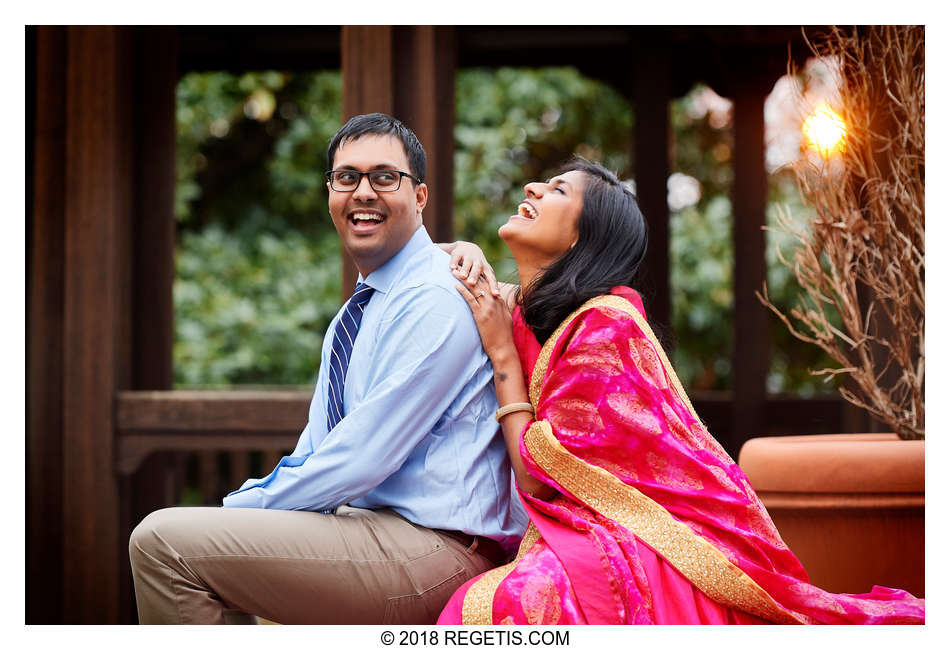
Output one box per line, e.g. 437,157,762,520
27,25,849,624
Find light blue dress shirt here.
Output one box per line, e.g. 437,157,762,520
223,226,528,544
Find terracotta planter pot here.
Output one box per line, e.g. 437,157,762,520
738,433,924,597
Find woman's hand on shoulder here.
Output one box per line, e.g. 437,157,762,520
455,276,517,363
444,240,501,297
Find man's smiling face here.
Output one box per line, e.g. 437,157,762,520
327,134,427,277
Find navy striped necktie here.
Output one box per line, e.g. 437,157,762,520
326,282,375,431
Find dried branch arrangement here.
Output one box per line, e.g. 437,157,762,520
758,26,924,439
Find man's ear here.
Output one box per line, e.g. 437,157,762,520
415,182,428,217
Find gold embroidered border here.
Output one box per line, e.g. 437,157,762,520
523,419,805,624
461,523,541,624
529,295,700,424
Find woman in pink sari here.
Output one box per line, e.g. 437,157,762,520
437,159,924,625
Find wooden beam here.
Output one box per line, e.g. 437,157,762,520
228,451,252,494
120,26,182,623
339,26,456,299
458,26,631,52
118,432,300,476
116,390,309,480
26,24,67,625
198,451,220,505
693,393,847,451
177,26,341,73
342,26,394,119
61,25,133,624
117,390,311,431
729,80,770,458
132,27,177,391
114,389,846,473
632,35,672,342
339,26,394,298
394,26,456,244
260,450,287,481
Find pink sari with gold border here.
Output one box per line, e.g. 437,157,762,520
438,287,924,625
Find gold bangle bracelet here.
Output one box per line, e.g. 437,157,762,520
495,402,535,422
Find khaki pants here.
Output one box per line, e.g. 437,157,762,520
129,506,495,624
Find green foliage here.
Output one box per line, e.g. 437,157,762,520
668,86,735,390
172,67,834,396
175,70,342,236
667,84,835,394
670,195,735,390
173,70,343,386
175,221,341,386
454,68,632,284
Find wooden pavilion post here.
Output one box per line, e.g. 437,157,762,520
131,27,176,395
122,26,180,623
29,25,179,625
60,25,135,623
729,76,771,458
393,26,456,246
632,34,672,342
27,24,67,624
340,25,456,300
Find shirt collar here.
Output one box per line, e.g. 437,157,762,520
359,225,432,295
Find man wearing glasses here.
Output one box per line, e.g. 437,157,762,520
129,113,527,624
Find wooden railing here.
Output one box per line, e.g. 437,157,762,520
116,390,306,504
115,389,850,505
116,390,305,472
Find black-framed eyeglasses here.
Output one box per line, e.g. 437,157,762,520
325,169,422,192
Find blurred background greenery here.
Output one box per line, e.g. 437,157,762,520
174,67,833,395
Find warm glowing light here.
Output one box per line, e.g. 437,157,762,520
803,103,847,157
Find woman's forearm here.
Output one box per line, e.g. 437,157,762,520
490,349,556,500
450,263,551,498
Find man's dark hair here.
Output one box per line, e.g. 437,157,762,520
327,113,427,183
521,157,649,345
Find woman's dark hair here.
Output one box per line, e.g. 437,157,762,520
327,112,427,183
521,158,648,345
